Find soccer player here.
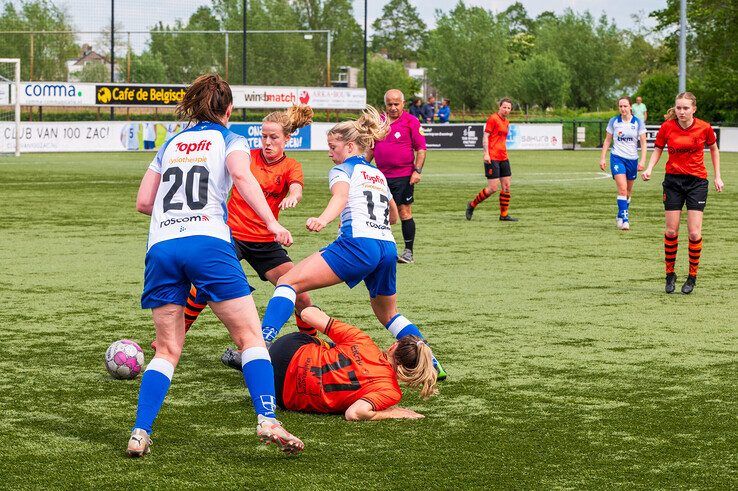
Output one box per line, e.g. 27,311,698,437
128,73,303,457
368,89,427,264
142,122,157,150
259,106,447,380
167,105,316,367
642,92,723,294
466,97,518,222
598,96,647,230
270,307,437,419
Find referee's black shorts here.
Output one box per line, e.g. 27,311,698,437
387,176,414,205
662,173,708,211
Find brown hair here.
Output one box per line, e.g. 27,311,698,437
665,92,697,120
263,105,314,136
392,335,438,399
327,105,390,151
498,97,513,107
176,73,233,125
618,96,632,106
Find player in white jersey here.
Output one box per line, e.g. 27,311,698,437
164,122,180,140
122,122,140,150
599,96,647,230
143,122,157,149
127,73,303,458
259,106,447,381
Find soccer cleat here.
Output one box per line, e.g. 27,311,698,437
256,415,304,455
221,347,243,372
681,275,696,294
126,428,152,457
397,248,414,264
465,202,474,220
620,220,630,231
665,273,677,294
435,360,448,382
616,217,623,229
499,215,519,222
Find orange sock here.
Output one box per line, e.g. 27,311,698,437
470,188,493,208
184,285,206,331
664,234,678,274
499,192,510,217
688,237,702,277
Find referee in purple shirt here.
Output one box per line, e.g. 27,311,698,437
367,89,427,264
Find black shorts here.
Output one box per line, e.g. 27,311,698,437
662,174,708,211
387,176,414,206
484,160,512,179
233,239,292,282
269,332,320,409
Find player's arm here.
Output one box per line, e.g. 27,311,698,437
306,181,349,232
226,150,292,246
299,307,370,345
709,142,723,192
642,147,663,181
136,169,161,215
410,149,426,185
599,133,612,171
388,198,399,225
279,182,303,210
344,400,424,421
638,133,648,171
482,132,490,163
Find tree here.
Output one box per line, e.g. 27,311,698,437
0,0,77,81
424,2,509,110
510,53,570,109
76,62,110,83
499,2,535,61
128,52,167,84
370,0,426,61
364,55,419,109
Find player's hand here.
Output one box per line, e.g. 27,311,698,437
279,195,299,210
641,168,652,181
637,161,645,171
268,222,293,247
306,217,326,232
599,160,606,171
714,177,724,192
483,154,491,164
410,171,422,185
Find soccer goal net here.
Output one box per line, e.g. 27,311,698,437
0,58,21,156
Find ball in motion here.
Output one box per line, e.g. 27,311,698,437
105,340,145,380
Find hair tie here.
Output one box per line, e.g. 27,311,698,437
416,340,424,348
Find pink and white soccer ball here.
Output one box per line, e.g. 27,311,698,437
105,339,145,380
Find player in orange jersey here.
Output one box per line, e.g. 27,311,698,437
270,306,437,420
466,97,518,222
152,105,317,358
642,92,723,294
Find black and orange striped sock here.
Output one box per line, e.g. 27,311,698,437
499,192,511,217
184,285,206,332
688,237,702,277
295,310,317,336
664,234,678,274
470,188,493,208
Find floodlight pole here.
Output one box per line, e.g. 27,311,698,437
110,0,115,120
363,0,368,88
242,0,247,121
678,0,687,93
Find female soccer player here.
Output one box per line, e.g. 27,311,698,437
270,306,436,419
129,73,303,457
598,96,647,230
166,105,317,365
259,106,447,380
642,92,723,294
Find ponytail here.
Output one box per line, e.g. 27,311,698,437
327,105,390,152
392,335,438,399
176,73,232,125
263,104,314,136
664,91,697,121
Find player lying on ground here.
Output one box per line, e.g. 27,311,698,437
269,306,437,420
257,106,447,380
129,73,303,457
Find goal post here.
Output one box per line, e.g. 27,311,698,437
0,58,21,156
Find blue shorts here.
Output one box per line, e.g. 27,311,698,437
141,236,253,309
321,237,397,298
610,155,638,181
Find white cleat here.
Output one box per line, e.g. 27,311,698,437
616,217,623,229
620,221,630,230
256,415,304,455
126,428,152,457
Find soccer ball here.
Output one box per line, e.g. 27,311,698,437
105,339,145,380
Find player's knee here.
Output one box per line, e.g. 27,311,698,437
294,293,312,313
232,328,263,351
688,231,702,242
665,228,679,238
486,184,498,193
398,208,412,221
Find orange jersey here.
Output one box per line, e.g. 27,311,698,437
484,112,510,161
281,319,403,414
654,118,716,179
227,148,304,242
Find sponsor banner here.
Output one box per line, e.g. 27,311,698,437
0,82,9,104
229,123,311,150
718,127,738,152
231,86,365,109
645,125,720,149
232,86,300,108
95,84,187,106
309,122,333,150
506,124,563,150
421,124,484,149
16,82,96,106
298,88,366,109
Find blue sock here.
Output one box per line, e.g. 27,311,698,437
241,347,277,419
261,285,296,343
617,195,628,220
385,314,441,370
133,358,174,433
624,197,631,221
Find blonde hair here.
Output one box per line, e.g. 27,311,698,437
665,92,697,120
176,73,232,125
392,336,439,399
263,104,314,136
327,105,390,151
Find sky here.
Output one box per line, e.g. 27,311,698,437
50,0,667,52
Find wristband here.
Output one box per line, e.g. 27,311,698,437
414,167,423,174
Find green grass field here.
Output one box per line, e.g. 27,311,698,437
1,149,736,489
